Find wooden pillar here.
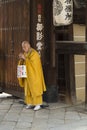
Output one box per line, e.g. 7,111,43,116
85,54,87,107
30,0,58,102
64,25,76,104
85,3,87,108
30,0,45,64
64,54,76,103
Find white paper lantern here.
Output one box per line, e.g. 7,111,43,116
53,0,73,26
17,65,27,78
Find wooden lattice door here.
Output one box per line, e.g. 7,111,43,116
0,0,30,97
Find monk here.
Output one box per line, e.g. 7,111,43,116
18,41,46,111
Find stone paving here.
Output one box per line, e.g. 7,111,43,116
0,93,87,130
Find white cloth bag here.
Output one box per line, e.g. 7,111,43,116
53,0,73,26
17,65,27,78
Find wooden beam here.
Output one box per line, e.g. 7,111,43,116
56,41,87,54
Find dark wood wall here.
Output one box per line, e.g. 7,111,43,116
0,0,30,96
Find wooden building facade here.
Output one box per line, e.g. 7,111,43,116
0,0,87,104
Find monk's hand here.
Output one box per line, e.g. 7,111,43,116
19,53,25,60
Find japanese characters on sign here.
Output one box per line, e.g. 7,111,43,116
53,0,73,26
36,3,44,55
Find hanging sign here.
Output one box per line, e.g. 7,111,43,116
53,0,73,26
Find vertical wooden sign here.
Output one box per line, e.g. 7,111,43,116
30,0,45,64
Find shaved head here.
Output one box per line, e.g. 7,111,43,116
22,41,31,53
22,41,30,47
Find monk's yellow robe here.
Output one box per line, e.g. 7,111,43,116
18,48,46,105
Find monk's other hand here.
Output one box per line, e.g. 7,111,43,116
19,53,25,60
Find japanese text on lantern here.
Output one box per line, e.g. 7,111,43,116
65,0,72,21
36,3,44,55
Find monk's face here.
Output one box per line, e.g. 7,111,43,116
22,43,30,53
